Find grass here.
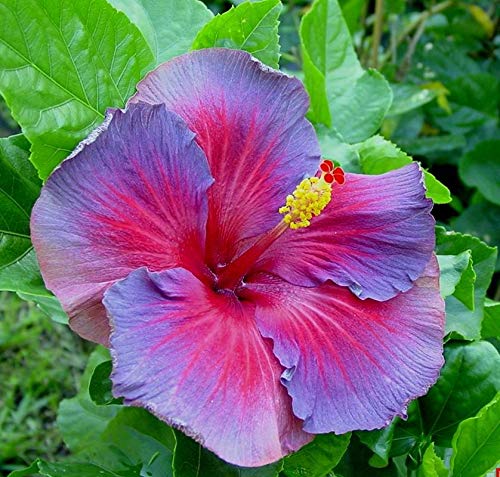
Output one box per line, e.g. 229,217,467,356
0,292,90,475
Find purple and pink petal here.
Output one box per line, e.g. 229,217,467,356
104,267,312,467
244,256,445,434
131,48,321,268
31,103,213,344
253,163,435,301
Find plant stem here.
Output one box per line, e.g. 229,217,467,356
281,52,300,65
357,0,370,64
390,14,398,64
370,0,385,68
396,14,428,80
379,0,453,68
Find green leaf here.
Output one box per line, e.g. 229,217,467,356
450,392,500,477
335,435,402,476
12,423,173,476
0,249,44,295
416,443,447,477
0,135,40,280
95,407,175,477
436,227,497,340
0,135,64,319
355,135,451,204
57,347,121,453
357,422,396,468
192,0,282,68
300,0,392,142
437,251,475,310
422,174,453,206
395,135,466,158
108,0,212,65
459,140,500,206
89,360,122,406
482,299,500,339
17,291,68,324
7,460,41,477
417,42,481,82
0,0,154,179
315,125,361,173
339,0,366,33
431,104,493,136
10,459,142,477
58,348,175,476
452,200,500,271
420,341,500,446
389,400,425,458
387,84,437,117
104,407,175,454
173,430,283,477
448,73,499,119
39,460,140,477
282,433,351,477
385,0,406,14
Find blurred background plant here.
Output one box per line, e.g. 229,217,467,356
0,293,89,475
0,0,497,475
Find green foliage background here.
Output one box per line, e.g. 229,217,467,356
0,0,498,476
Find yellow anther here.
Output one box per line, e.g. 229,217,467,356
279,175,332,229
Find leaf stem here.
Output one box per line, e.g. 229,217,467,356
370,0,385,68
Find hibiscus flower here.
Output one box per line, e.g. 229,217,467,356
31,49,444,467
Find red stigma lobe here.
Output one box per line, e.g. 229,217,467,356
324,173,334,184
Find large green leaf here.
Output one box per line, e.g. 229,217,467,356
9,459,142,477
108,0,212,65
315,125,361,173
0,0,154,179
436,227,497,340
57,347,121,454
396,135,466,158
453,200,500,272
459,140,500,206
420,341,500,447
7,461,41,477
0,135,65,319
282,433,351,477
0,135,39,278
417,42,480,82
172,430,283,477
17,290,67,324
95,407,175,477
448,73,499,119
339,0,366,33
192,0,282,68
300,0,392,142
427,73,498,137
437,252,475,310
58,348,175,476
387,84,437,117
355,135,451,204
0,249,45,295
450,392,500,477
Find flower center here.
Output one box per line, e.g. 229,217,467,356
279,160,344,229
215,161,345,292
